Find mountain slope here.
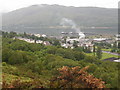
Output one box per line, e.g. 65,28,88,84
2,4,118,35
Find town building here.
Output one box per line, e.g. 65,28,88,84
34,34,41,37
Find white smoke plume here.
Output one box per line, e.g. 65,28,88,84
60,18,80,33
60,18,85,39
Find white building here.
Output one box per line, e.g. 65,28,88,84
66,37,79,44
93,38,107,42
42,34,47,38
15,37,35,43
34,34,41,37
114,59,120,62
43,41,51,46
61,44,68,48
36,40,43,44
115,34,120,41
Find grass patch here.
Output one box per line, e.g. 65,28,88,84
86,52,118,60
101,53,118,60
102,49,111,52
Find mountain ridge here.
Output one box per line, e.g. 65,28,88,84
2,4,118,35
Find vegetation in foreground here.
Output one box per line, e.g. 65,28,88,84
2,32,119,89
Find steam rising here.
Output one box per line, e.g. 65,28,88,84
60,18,80,33
60,18,85,39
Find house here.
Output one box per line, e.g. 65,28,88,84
115,34,120,41
114,59,120,62
42,34,47,38
36,40,43,44
43,41,51,46
14,37,35,43
80,43,94,52
66,37,79,44
34,34,41,37
93,38,107,42
61,44,68,48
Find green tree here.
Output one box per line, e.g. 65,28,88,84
73,41,78,48
46,46,57,54
27,60,43,74
52,39,60,46
73,51,85,61
93,45,96,56
8,51,23,64
84,55,96,63
2,48,13,62
9,31,17,38
96,46,102,59
118,42,120,49
73,47,84,52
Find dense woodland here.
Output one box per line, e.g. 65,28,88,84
2,32,119,89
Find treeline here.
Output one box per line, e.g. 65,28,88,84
94,41,120,53
2,31,48,41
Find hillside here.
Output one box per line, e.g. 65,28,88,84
2,4,118,35
2,32,119,88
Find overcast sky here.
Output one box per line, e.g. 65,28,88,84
0,0,119,12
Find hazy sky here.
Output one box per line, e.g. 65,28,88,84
0,0,119,12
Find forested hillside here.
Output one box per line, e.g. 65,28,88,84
2,4,118,35
2,32,119,89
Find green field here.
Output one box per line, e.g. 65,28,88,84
102,49,111,52
86,52,118,60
